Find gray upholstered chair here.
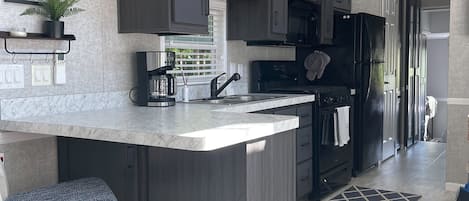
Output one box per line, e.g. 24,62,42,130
5,178,117,201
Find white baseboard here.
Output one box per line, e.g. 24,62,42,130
446,182,464,192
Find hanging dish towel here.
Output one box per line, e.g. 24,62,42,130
334,106,351,147
304,50,331,81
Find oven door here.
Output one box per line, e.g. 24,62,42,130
316,105,353,197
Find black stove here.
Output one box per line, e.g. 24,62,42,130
250,61,353,201
268,85,351,108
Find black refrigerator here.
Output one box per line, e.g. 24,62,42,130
297,13,385,175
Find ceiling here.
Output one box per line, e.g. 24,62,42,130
421,0,450,9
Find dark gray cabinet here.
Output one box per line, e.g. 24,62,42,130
256,103,314,201
58,127,297,201
334,0,351,13
57,138,139,201
118,0,209,35
173,0,209,26
271,0,289,34
228,0,288,41
305,0,351,12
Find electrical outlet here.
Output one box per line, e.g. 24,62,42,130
32,64,53,86
0,64,24,89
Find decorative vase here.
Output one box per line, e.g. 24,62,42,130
44,21,64,38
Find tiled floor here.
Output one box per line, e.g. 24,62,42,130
324,142,457,201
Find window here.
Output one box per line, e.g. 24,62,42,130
164,1,226,84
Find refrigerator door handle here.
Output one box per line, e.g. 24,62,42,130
366,64,372,100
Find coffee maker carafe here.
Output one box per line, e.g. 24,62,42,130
136,51,177,107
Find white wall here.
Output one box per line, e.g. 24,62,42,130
0,0,161,99
351,0,383,16
447,0,469,186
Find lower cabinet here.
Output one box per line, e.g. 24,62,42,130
256,103,315,201
58,130,296,201
57,139,139,201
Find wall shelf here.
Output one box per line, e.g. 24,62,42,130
0,31,76,55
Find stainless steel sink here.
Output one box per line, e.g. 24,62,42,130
189,95,285,105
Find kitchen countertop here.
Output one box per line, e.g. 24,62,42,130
0,94,314,151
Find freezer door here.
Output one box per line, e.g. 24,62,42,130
360,14,386,63
358,62,384,171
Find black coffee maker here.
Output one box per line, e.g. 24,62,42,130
136,51,177,107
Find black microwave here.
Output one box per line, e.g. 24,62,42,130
247,0,349,47
286,0,321,45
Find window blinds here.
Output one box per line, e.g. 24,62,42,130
165,8,226,83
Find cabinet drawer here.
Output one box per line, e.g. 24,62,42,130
297,104,313,127
297,126,313,163
297,160,313,198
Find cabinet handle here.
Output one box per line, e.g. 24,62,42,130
127,146,136,168
204,0,210,16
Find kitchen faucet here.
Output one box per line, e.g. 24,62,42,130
210,73,241,99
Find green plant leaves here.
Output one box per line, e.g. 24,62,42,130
20,7,49,18
63,7,85,18
20,0,84,21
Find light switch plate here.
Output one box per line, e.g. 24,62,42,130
32,64,53,86
0,64,24,89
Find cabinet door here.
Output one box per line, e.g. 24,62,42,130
319,0,334,44
247,131,296,201
58,138,139,201
173,0,209,26
334,0,351,12
271,0,288,34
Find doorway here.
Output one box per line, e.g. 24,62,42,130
421,9,449,143
399,0,449,148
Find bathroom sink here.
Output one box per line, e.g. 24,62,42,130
189,95,285,105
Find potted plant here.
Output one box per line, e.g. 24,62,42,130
20,0,84,38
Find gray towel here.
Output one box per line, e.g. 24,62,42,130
304,50,331,81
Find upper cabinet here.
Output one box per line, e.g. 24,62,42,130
333,0,351,13
227,0,288,41
118,0,210,35
228,0,349,46
271,0,289,35
306,0,351,12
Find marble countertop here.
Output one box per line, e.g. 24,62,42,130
0,94,315,151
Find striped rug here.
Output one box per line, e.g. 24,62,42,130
329,186,422,201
